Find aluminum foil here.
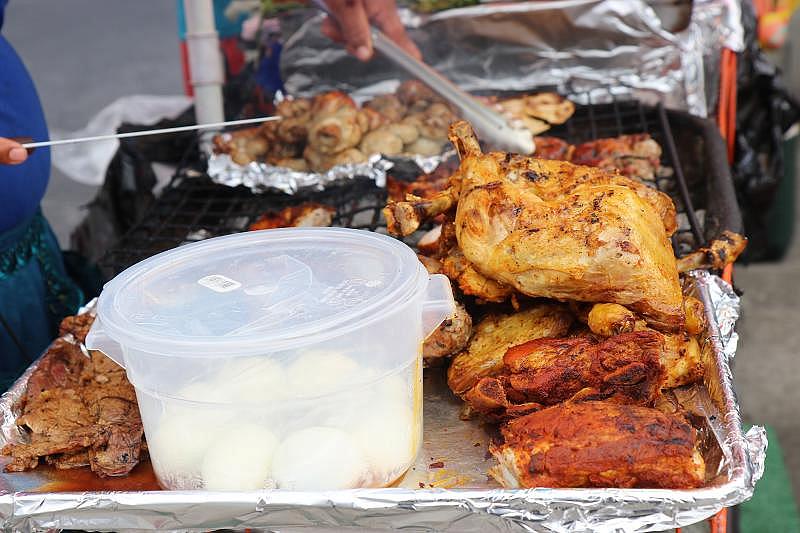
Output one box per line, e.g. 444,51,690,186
0,274,765,532
206,148,453,194
281,0,712,116
209,0,745,194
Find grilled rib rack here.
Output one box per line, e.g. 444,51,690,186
98,96,741,279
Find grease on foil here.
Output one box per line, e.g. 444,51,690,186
0,277,766,532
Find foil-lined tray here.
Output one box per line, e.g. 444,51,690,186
207,145,450,195
0,272,765,532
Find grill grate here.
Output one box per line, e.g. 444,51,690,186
98,95,722,280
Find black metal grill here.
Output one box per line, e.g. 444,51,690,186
98,95,741,280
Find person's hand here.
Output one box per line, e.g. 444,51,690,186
321,0,421,62
0,137,28,165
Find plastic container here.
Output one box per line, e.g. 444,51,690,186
85,227,454,491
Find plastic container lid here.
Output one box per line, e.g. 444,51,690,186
95,227,429,356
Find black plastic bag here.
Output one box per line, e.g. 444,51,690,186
734,1,800,261
69,109,198,268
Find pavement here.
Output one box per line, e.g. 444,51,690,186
3,0,183,246
5,0,800,513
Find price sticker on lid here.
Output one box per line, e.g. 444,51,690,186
197,274,242,293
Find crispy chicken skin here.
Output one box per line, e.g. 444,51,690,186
584,302,704,389
533,136,574,160
447,303,573,395
306,91,364,155
423,302,472,360
571,133,662,181
388,121,683,331
490,401,705,489
249,203,335,231
464,331,665,418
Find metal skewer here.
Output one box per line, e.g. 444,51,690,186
20,116,280,149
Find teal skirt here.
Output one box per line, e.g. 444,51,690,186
0,211,83,387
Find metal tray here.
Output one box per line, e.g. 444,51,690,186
0,272,765,532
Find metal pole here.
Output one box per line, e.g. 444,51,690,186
183,0,225,126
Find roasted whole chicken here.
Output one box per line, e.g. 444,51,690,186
490,400,705,489
385,121,684,331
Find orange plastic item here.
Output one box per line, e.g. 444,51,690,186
709,508,729,532
717,48,738,164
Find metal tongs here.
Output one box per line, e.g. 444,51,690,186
312,1,535,155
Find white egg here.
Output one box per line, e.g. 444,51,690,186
272,427,366,490
148,410,217,477
201,424,279,490
178,381,229,403
287,352,360,397
354,403,418,483
375,374,411,406
216,357,287,403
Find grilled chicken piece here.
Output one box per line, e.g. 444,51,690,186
58,314,95,344
585,302,704,389
676,231,747,273
490,400,705,489
275,97,312,144
386,161,455,203
683,295,706,335
587,303,637,337
3,389,99,472
364,94,407,123
571,133,662,182
249,203,335,231
3,320,146,477
523,93,576,125
386,121,683,331
423,302,472,360
306,91,364,155
447,303,573,395
533,136,574,160
464,331,665,418
440,247,514,303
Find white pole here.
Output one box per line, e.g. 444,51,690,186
183,0,225,126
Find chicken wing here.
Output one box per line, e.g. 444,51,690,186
490,401,705,489
676,231,747,273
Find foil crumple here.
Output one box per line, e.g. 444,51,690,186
209,0,745,195
281,0,743,118
206,149,450,194
0,275,766,532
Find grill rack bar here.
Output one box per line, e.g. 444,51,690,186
98,93,717,279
